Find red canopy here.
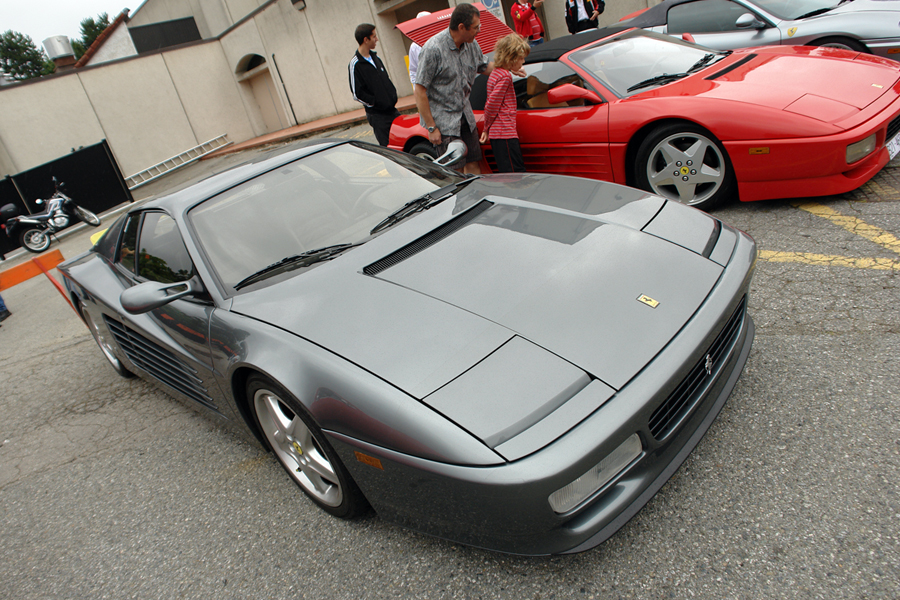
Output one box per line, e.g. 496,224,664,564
395,3,513,53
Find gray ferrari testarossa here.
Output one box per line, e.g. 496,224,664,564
59,139,756,555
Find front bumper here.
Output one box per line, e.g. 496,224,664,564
327,232,757,555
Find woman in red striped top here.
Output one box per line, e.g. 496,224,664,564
479,34,530,173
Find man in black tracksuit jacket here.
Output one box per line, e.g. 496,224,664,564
349,24,399,146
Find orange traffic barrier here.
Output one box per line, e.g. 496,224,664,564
0,249,76,312
0,249,65,291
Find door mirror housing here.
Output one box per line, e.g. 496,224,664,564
735,13,766,29
120,278,203,314
546,84,603,106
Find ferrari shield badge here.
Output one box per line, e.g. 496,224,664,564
637,295,659,308
788,27,797,37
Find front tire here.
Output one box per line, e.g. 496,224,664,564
248,374,367,518
19,228,51,253
80,303,134,378
811,37,868,53
409,141,438,161
74,206,101,226
635,123,735,211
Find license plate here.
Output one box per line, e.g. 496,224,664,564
888,131,900,160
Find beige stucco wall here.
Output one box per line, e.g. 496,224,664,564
86,25,138,66
0,75,107,175
161,43,257,147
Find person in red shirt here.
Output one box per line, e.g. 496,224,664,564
511,0,545,47
479,33,530,173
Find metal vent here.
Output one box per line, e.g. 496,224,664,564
705,54,757,81
364,199,493,276
104,317,218,411
887,114,900,142
649,296,746,440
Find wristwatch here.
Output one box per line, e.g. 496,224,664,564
427,125,436,133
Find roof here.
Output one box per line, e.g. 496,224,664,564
395,2,513,53
620,0,692,29
524,26,632,63
75,9,131,68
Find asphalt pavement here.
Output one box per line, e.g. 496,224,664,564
1,122,897,599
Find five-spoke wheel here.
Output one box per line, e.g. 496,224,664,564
248,374,366,518
635,123,735,210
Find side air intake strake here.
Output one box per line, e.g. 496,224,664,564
648,296,746,440
104,316,218,411
364,199,493,276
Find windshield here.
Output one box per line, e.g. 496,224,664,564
753,0,844,20
189,142,465,290
570,31,727,97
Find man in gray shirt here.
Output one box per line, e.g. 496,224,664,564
414,3,493,174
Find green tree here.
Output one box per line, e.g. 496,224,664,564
0,30,52,80
72,13,110,59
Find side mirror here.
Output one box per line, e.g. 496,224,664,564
735,13,766,30
120,278,202,315
432,140,468,167
546,83,603,105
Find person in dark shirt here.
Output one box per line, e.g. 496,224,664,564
348,24,400,146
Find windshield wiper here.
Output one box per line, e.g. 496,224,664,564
687,53,719,73
795,4,840,19
627,72,689,93
369,180,470,235
234,243,359,290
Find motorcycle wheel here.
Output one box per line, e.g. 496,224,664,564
19,228,51,253
74,206,101,227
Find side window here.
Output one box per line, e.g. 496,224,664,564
136,212,194,284
668,0,756,34
118,214,140,273
517,62,590,110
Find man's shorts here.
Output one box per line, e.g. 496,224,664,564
436,119,483,164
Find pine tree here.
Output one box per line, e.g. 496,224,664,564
0,31,54,81
72,13,111,59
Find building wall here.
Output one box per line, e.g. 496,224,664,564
86,25,139,66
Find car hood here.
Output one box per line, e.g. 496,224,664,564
690,48,900,122
232,176,723,404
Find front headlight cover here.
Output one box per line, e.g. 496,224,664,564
846,133,877,164
548,433,643,514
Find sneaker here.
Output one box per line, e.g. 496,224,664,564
0,310,10,322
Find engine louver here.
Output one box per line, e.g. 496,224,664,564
364,199,493,276
104,317,218,411
648,296,746,440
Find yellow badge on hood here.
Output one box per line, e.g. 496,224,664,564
637,295,660,308
788,27,797,37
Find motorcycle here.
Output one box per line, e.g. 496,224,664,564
2,178,102,253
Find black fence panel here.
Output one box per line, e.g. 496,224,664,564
1,140,132,254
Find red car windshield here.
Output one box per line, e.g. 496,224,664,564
570,31,727,97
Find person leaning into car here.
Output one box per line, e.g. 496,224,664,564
349,24,400,147
565,0,603,34
414,3,494,175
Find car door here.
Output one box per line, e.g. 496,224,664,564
510,61,612,181
664,0,782,51
112,210,227,417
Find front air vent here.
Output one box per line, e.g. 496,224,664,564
704,54,757,81
104,317,218,411
648,296,746,440
887,114,900,142
364,199,493,276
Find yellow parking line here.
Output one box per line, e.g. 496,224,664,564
759,250,900,270
793,202,900,255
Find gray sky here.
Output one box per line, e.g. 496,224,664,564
1,1,128,50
